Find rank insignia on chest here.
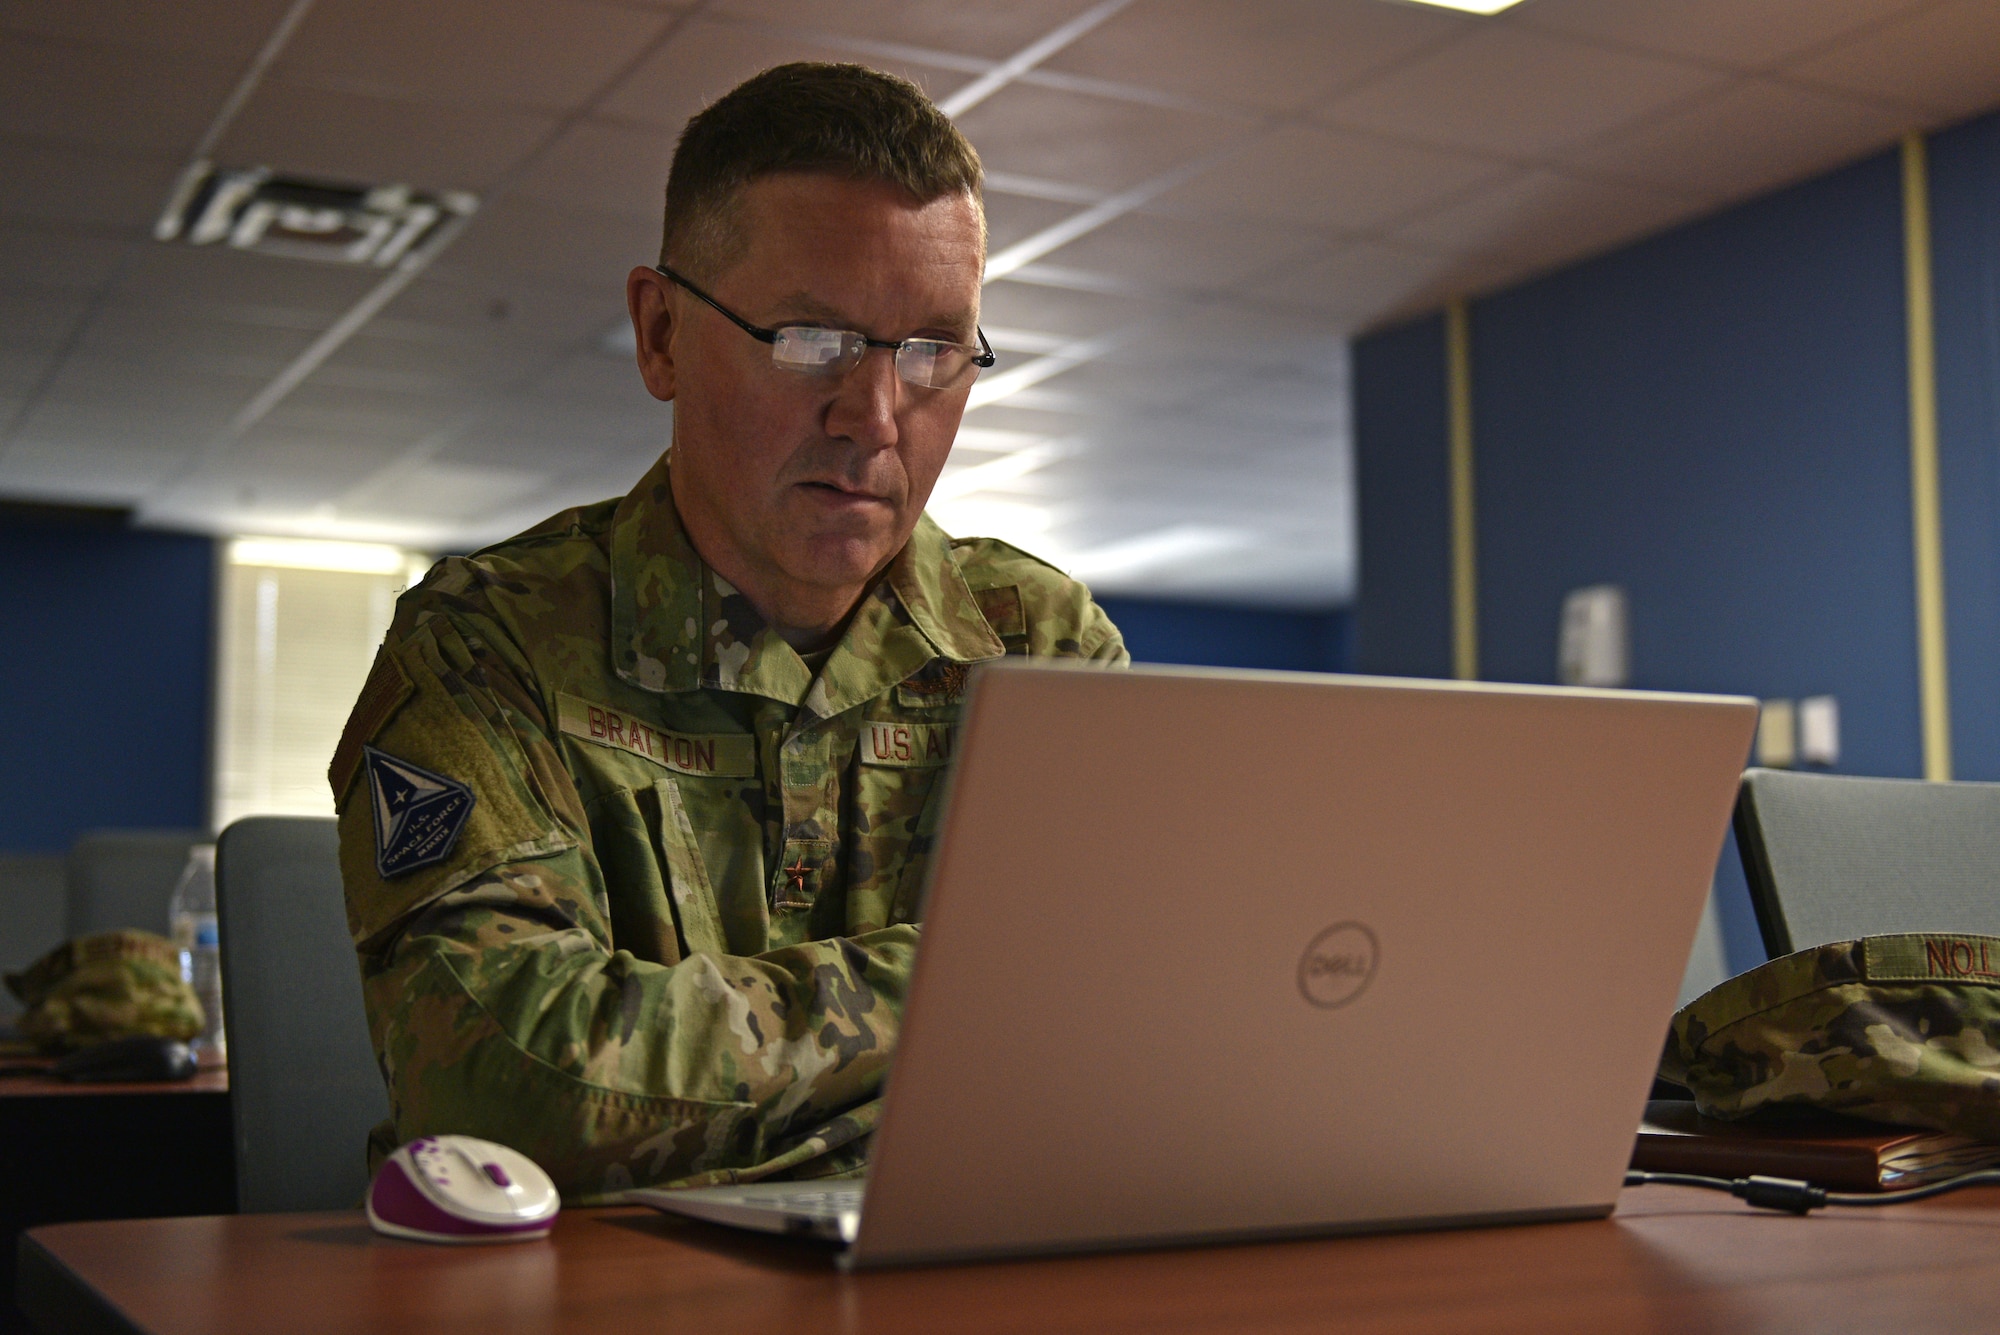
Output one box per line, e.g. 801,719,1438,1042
364,747,476,879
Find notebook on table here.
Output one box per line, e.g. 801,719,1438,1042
1635,1100,2000,1191
632,662,1759,1267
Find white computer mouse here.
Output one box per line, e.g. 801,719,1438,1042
366,1135,560,1244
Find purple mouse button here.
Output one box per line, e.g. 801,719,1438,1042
366,1135,558,1245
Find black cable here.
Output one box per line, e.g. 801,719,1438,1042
1625,1168,2000,1213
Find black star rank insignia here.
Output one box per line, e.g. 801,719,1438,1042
364,746,476,879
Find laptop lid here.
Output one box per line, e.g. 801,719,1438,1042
851,663,1757,1266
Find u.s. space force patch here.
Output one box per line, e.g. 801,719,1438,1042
364,747,475,879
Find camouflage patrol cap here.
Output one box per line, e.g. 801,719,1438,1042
4,931,204,1054
1664,933,2000,1140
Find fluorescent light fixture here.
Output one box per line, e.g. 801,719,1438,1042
1067,525,1253,581
929,443,1064,504
230,536,411,574
979,326,1072,356
953,427,1051,455
1394,0,1526,13
925,497,1054,549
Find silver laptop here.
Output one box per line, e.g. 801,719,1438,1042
632,662,1758,1267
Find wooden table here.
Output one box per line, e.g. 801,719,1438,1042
0,1068,233,1335
20,1185,2000,1335
0,1069,227,1099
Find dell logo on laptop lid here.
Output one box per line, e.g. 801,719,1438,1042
1298,922,1379,1009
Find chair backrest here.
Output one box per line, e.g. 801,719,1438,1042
0,854,68,1020
1676,885,1729,1008
1735,767,2000,957
66,828,208,938
215,816,388,1213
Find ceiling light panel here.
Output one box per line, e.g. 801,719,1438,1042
1039,0,1467,113
229,535,411,574
1394,0,1527,14
155,164,477,267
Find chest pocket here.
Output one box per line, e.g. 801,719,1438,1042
559,692,765,961
845,711,959,933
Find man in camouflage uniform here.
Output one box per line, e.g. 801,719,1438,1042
331,63,1125,1201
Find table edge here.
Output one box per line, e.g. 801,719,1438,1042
16,1231,146,1335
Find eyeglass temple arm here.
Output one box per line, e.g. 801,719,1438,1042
654,264,779,345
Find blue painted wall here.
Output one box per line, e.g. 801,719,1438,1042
0,506,215,851
1353,313,1452,679
1931,114,2000,782
1474,151,1919,779
1094,596,1352,673
1353,115,2000,972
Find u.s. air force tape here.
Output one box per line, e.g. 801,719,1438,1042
365,747,475,879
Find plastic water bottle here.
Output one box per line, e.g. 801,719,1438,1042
168,845,227,1068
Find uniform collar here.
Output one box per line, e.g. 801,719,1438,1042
610,454,1005,714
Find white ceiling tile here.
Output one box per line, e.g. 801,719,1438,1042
431,198,654,293
955,83,1246,194
1393,168,1708,268
983,192,1087,257
218,79,559,194
378,272,619,337
0,291,87,354
0,350,50,397
1241,240,1479,324
434,411,657,475
1042,0,1466,114
957,403,1095,441
0,138,186,232
196,435,414,512
1036,210,1334,290
508,119,674,223
0,225,135,294
1153,124,1507,231
0,32,241,156
595,18,972,131
277,0,674,115
978,281,1164,341
1318,24,1729,158
1513,0,1932,71
704,0,1108,63
0,0,1983,598
0,0,298,61
0,439,189,503
26,358,265,421
518,347,666,407
112,244,385,320
66,311,318,377
327,328,570,391
1552,78,1918,202
1786,0,2000,121
338,458,554,524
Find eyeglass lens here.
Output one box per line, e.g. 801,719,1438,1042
768,327,974,390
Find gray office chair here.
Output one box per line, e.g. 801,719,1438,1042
1734,767,2000,957
66,828,209,938
0,853,68,1021
215,816,389,1212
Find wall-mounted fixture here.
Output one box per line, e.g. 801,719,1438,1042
154,162,475,267
1558,584,1629,688
1757,699,1797,768
1798,695,1840,767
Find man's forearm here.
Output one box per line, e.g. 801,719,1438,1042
362,862,918,1200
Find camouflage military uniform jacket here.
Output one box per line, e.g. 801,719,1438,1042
331,454,1126,1201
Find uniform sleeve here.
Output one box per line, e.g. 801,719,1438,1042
334,601,915,1203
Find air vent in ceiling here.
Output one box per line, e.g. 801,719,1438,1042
153,161,477,266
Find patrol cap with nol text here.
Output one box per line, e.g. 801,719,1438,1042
1662,933,2000,1141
